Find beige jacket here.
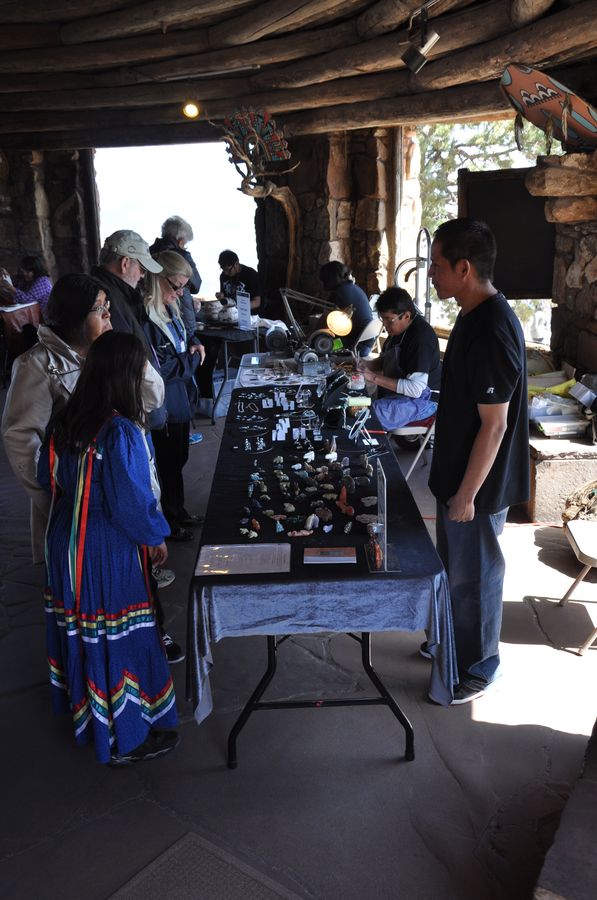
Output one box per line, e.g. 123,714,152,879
1,325,165,563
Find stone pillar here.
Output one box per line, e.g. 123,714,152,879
0,148,99,280
254,127,400,306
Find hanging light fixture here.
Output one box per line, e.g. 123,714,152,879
182,101,200,119
401,0,441,74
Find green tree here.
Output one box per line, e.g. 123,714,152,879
417,121,550,326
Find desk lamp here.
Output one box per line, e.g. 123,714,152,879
309,305,354,355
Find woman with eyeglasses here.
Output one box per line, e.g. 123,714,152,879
142,251,205,542
2,275,114,562
38,331,178,765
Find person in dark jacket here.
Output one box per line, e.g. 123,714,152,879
92,229,163,349
150,216,201,339
319,261,374,356
143,251,205,542
92,230,183,646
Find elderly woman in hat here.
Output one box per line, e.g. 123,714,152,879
1,273,164,563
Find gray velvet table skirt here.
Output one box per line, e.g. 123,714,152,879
189,569,457,724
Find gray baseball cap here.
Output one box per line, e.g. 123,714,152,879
102,229,162,274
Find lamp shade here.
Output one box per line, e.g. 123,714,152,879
326,307,353,337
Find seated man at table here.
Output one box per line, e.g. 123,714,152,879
359,287,440,429
217,250,261,312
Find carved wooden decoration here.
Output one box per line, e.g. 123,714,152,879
218,108,301,286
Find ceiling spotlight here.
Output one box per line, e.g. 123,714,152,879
182,101,200,119
401,1,441,74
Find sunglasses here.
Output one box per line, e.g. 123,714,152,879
164,277,185,294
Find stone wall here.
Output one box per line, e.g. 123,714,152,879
0,149,99,280
527,151,597,372
257,126,404,308
552,220,597,372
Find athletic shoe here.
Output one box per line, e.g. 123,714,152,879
189,432,203,445
109,731,179,766
178,513,204,527
162,632,185,664
167,525,194,542
152,566,175,589
450,683,490,705
419,641,432,660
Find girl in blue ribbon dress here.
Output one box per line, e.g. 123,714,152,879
38,331,178,765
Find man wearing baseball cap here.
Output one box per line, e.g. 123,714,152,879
91,229,162,347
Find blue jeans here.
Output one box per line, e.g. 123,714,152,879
436,502,508,687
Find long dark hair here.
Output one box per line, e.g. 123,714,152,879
52,331,146,452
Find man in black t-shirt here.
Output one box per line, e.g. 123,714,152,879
216,249,261,311
428,218,529,705
360,287,440,428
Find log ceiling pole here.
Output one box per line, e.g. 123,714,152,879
0,0,594,145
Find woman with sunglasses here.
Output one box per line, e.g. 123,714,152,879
142,251,205,541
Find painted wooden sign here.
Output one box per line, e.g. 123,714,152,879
500,63,597,149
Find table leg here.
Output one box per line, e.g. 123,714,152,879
211,340,230,425
227,634,278,769
225,632,415,767
359,632,415,761
185,587,197,704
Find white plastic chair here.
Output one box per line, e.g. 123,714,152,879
391,415,436,482
353,318,382,355
558,519,597,654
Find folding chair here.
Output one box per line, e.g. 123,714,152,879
391,415,435,482
558,519,597,654
353,318,382,355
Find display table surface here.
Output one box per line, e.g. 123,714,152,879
187,384,457,762
195,323,259,423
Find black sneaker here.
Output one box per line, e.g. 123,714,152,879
163,632,185,664
167,525,194,542
419,641,433,660
109,730,179,766
178,513,204,528
450,683,488,705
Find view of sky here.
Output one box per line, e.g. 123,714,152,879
94,143,258,300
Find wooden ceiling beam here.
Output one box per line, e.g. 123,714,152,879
509,0,557,27
206,0,369,49
0,73,517,137
355,0,472,39
0,20,355,80
412,0,597,91
0,24,59,51
281,81,513,135
117,21,357,84
253,0,511,89
0,78,248,112
0,122,219,151
0,28,211,74
59,0,257,44
58,0,368,46
0,0,131,25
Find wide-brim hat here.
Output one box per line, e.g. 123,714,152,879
103,229,163,273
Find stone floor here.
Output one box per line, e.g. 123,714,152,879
1,401,596,900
